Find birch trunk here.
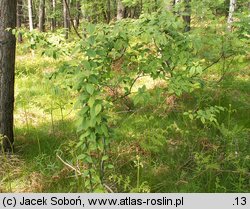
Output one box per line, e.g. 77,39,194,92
227,0,237,31
28,0,33,31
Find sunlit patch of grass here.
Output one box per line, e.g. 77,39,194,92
16,54,61,76
131,76,166,92
0,50,78,192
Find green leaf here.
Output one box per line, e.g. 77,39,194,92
79,106,89,116
86,156,93,163
82,61,91,70
190,66,196,76
90,133,96,142
77,154,87,160
101,124,109,137
88,97,95,107
86,24,95,35
88,36,95,45
90,107,96,118
95,104,102,116
86,49,96,57
189,114,194,120
101,155,109,161
82,119,90,131
76,141,83,148
86,84,94,95
107,164,114,169
89,117,97,127
80,131,90,139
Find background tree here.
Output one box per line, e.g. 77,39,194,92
0,0,17,151
74,0,81,28
63,0,70,39
117,0,125,20
227,0,237,31
183,0,191,32
38,0,46,32
106,0,111,23
17,0,23,42
28,0,34,31
51,0,57,31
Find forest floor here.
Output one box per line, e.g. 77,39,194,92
0,46,250,193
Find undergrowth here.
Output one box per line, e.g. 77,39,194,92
1,43,249,192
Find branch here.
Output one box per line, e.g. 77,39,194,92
153,38,174,72
112,74,145,102
202,55,224,72
56,154,82,175
103,183,114,193
217,55,235,83
191,54,235,78
63,0,82,39
113,47,127,62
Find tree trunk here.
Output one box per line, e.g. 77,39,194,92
17,0,23,43
63,0,70,39
183,0,191,32
117,0,125,20
39,0,46,32
107,0,111,23
28,0,33,31
51,0,56,31
0,0,17,152
227,0,237,31
74,0,81,29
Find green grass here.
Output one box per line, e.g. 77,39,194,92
109,62,250,192
1,45,249,193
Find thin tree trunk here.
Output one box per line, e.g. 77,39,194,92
183,0,191,32
39,0,46,32
28,0,33,31
17,0,23,43
92,2,98,23
117,0,125,20
107,0,111,23
173,0,191,31
63,0,70,39
0,0,17,151
74,0,81,28
227,0,237,31
51,0,56,31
